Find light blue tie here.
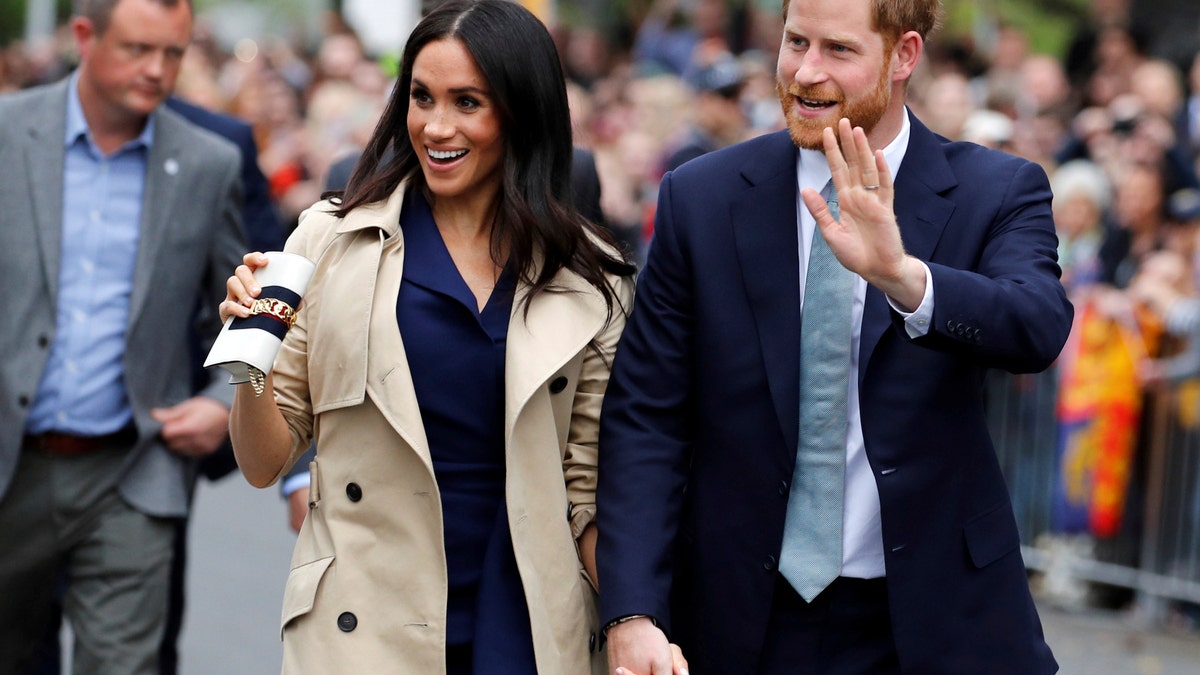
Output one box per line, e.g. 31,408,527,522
779,182,853,602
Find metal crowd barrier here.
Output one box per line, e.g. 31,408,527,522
986,368,1200,622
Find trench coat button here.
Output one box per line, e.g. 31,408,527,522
17,394,30,408
37,335,49,348
549,376,568,394
777,480,789,496
346,482,362,502
763,555,776,571
337,611,357,632
589,632,597,653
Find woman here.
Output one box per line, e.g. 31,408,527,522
220,2,634,672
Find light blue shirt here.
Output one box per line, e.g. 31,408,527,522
26,73,154,436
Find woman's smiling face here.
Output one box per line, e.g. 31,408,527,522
407,38,505,207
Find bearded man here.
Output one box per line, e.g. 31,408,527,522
595,0,1070,673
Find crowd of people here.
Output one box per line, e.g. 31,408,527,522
2,0,1200,672
4,1,1195,273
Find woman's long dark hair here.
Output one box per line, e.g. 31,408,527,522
335,0,634,316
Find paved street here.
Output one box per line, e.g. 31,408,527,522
1040,603,1200,675
179,472,293,674
168,474,1200,674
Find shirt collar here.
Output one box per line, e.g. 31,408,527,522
65,70,156,152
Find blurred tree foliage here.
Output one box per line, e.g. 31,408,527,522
1,0,71,46
942,0,1091,57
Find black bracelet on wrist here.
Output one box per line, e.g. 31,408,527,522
603,613,656,635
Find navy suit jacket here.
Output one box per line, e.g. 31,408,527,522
165,97,284,253
596,112,1070,674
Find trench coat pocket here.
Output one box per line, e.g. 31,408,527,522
963,503,1020,569
281,555,335,638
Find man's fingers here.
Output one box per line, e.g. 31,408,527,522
822,125,845,181
670,643,690,675
838,117,860,177
853,125,879,187
150,406,180,422
801,186,833,225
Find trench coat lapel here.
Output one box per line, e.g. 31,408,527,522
504,264,608,441
323,182,608,467
334,186,433,467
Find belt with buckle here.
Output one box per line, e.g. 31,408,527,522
22,426,138,456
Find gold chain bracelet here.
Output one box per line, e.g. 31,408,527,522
249,297,297,328
248,366,266,397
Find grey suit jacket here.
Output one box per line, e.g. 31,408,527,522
0,78,247,517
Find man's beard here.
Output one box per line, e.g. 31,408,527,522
776,63,892,150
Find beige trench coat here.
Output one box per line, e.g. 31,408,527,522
267,183,631,674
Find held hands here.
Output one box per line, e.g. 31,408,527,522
801,118,926,311
606,617,689,675
219,251,271,324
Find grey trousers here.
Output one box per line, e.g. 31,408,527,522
0,443,175,675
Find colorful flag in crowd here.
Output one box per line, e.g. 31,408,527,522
1053,296,1158,538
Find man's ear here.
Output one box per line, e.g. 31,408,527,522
71,17,97,60
891,30,924,83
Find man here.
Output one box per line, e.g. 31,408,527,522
596,1,1071,673
0,0,245,672
27,95,284,675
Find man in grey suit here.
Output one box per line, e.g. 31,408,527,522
0,0,245,672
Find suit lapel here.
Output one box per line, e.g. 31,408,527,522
858,112,957,380
25,82,69,303
129,108,183,328
731,131,803,453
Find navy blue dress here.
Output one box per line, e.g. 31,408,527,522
395,189,537,675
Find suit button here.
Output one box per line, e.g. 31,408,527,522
549,376,568,394
763,555,776,571
778,480,789,496
37,335,49,348
337,611,357,632
946,320,956,331
346,483,362,502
